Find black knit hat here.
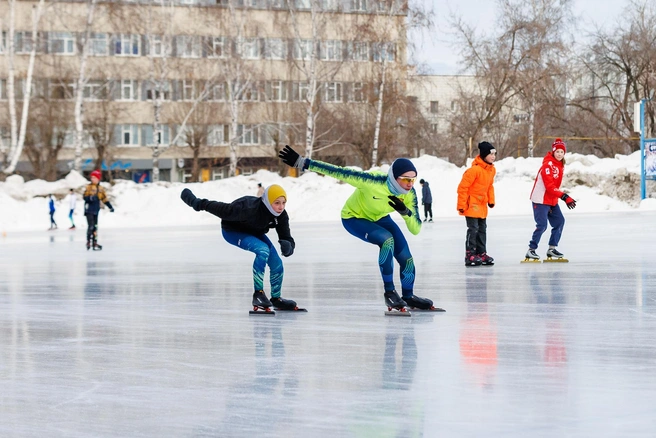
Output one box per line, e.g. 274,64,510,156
419,179,425,184
478,141,496,159
391,158,417,179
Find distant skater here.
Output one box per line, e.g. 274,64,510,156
67,188,77,229
83,170,114,251
524,138,576,262
180,184,302,312
279,144,442,313
48,194,57,230
419,179,433,222
457,141,497,266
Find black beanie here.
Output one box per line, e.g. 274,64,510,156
478,141,496,159
391,158,417,178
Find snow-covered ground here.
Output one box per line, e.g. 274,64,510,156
1,151,655,232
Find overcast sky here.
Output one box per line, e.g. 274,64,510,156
411,0,630,74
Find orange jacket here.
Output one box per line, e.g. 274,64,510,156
457,155,496,218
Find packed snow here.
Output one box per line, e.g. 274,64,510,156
1,151,655,232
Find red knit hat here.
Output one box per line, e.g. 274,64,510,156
552,138,566,153
90,170,102,180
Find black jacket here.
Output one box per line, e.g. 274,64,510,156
199,196,294,247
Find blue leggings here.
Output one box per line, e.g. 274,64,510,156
529,203,565,249
342,216,415,297
222,230,284,298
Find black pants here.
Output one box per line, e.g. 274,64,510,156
465,217,487,254
86,213,98,242
423,203,433,220
49,212,57,228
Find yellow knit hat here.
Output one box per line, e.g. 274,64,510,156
266,184,287,204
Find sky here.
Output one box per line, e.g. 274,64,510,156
1,151,654,233
413,0,630,74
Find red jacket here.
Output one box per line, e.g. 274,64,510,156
530,152,565,206
457,155,496,218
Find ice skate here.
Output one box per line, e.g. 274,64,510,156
271,296,307,312
404,295,445,312
521,249,541,263
479,253,494,266
86,240,91,251
384,290,410,317
544,248,568,263
92,243,103,251
465,251,482,267
250,290,275,315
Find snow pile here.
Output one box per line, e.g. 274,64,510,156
0,151,652,232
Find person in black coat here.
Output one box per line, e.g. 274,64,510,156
419,179,433,222
181,184,301,311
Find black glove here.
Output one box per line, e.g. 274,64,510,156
458,209,465,214
488,203,494,208
278,145,308,169
561,194,576,210
181,188,202,211
388,195,411,216
109,207,115,213
279,240,294,257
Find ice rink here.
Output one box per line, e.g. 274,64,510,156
1,211,656,437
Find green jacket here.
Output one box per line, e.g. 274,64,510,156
308,160,422,235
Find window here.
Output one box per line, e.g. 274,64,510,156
207,124,227,145
89,33,108,55
468,101,474,111
265,39,287,60
293,39,313,61
430,101,438,114
49,32,75,55
238,124,259,145
292,82,310,101
372,42,394,62
0,79,6,100
117,124,140,146
182,80,196,101
270,0,285,8
351,82,365,102
115,34,140,56
209,82,226,101
83,81,106,100
323,0,340,10
144,81,171,101
450,100,456,111
295,0,311,9
352,0,367,11
15,32,36,54
236,82,259,101
431,124,438,133
49,81,75,100
119,79,138,101
324,82,342,102
176,35,201,58
208,36,227,58
0,31,5,54
349,41,369,61
238,38,260,59
321,40,342,61
148,35,170,57
266,81,287,102
144,125,170,146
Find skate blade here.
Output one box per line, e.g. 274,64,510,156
520,258,541,263
249,306,276,316
543,257,569,263
274,307,308,312
385,308,412,317
409,307,446,312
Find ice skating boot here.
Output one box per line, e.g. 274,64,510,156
404,295,446,312
271,296,307,312
384,290,409,316
92,239,102,251
521,248,540,263
250,290,274,315
86,239,91,251
545,247,568,263
479,253,494,266
465,251,482,266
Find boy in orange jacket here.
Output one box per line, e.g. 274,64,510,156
457,141,497,266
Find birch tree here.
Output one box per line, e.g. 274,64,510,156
3,0,45,175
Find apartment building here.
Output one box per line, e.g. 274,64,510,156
0,0,408,182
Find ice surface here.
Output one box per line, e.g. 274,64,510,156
1,212,656,437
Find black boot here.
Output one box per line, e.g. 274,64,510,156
403,295,434,310
252,290,272,309
465,251,482,266
384,290,407,310
271,296,298,310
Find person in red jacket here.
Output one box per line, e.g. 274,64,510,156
525,138,577,261
457,141,497,266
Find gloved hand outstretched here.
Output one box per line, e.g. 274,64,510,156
109,207,115,213
181,188,202,211
561,194,576,210
279,240,294,257
278,145,308,169
488,203,495,208
388,195,411,216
